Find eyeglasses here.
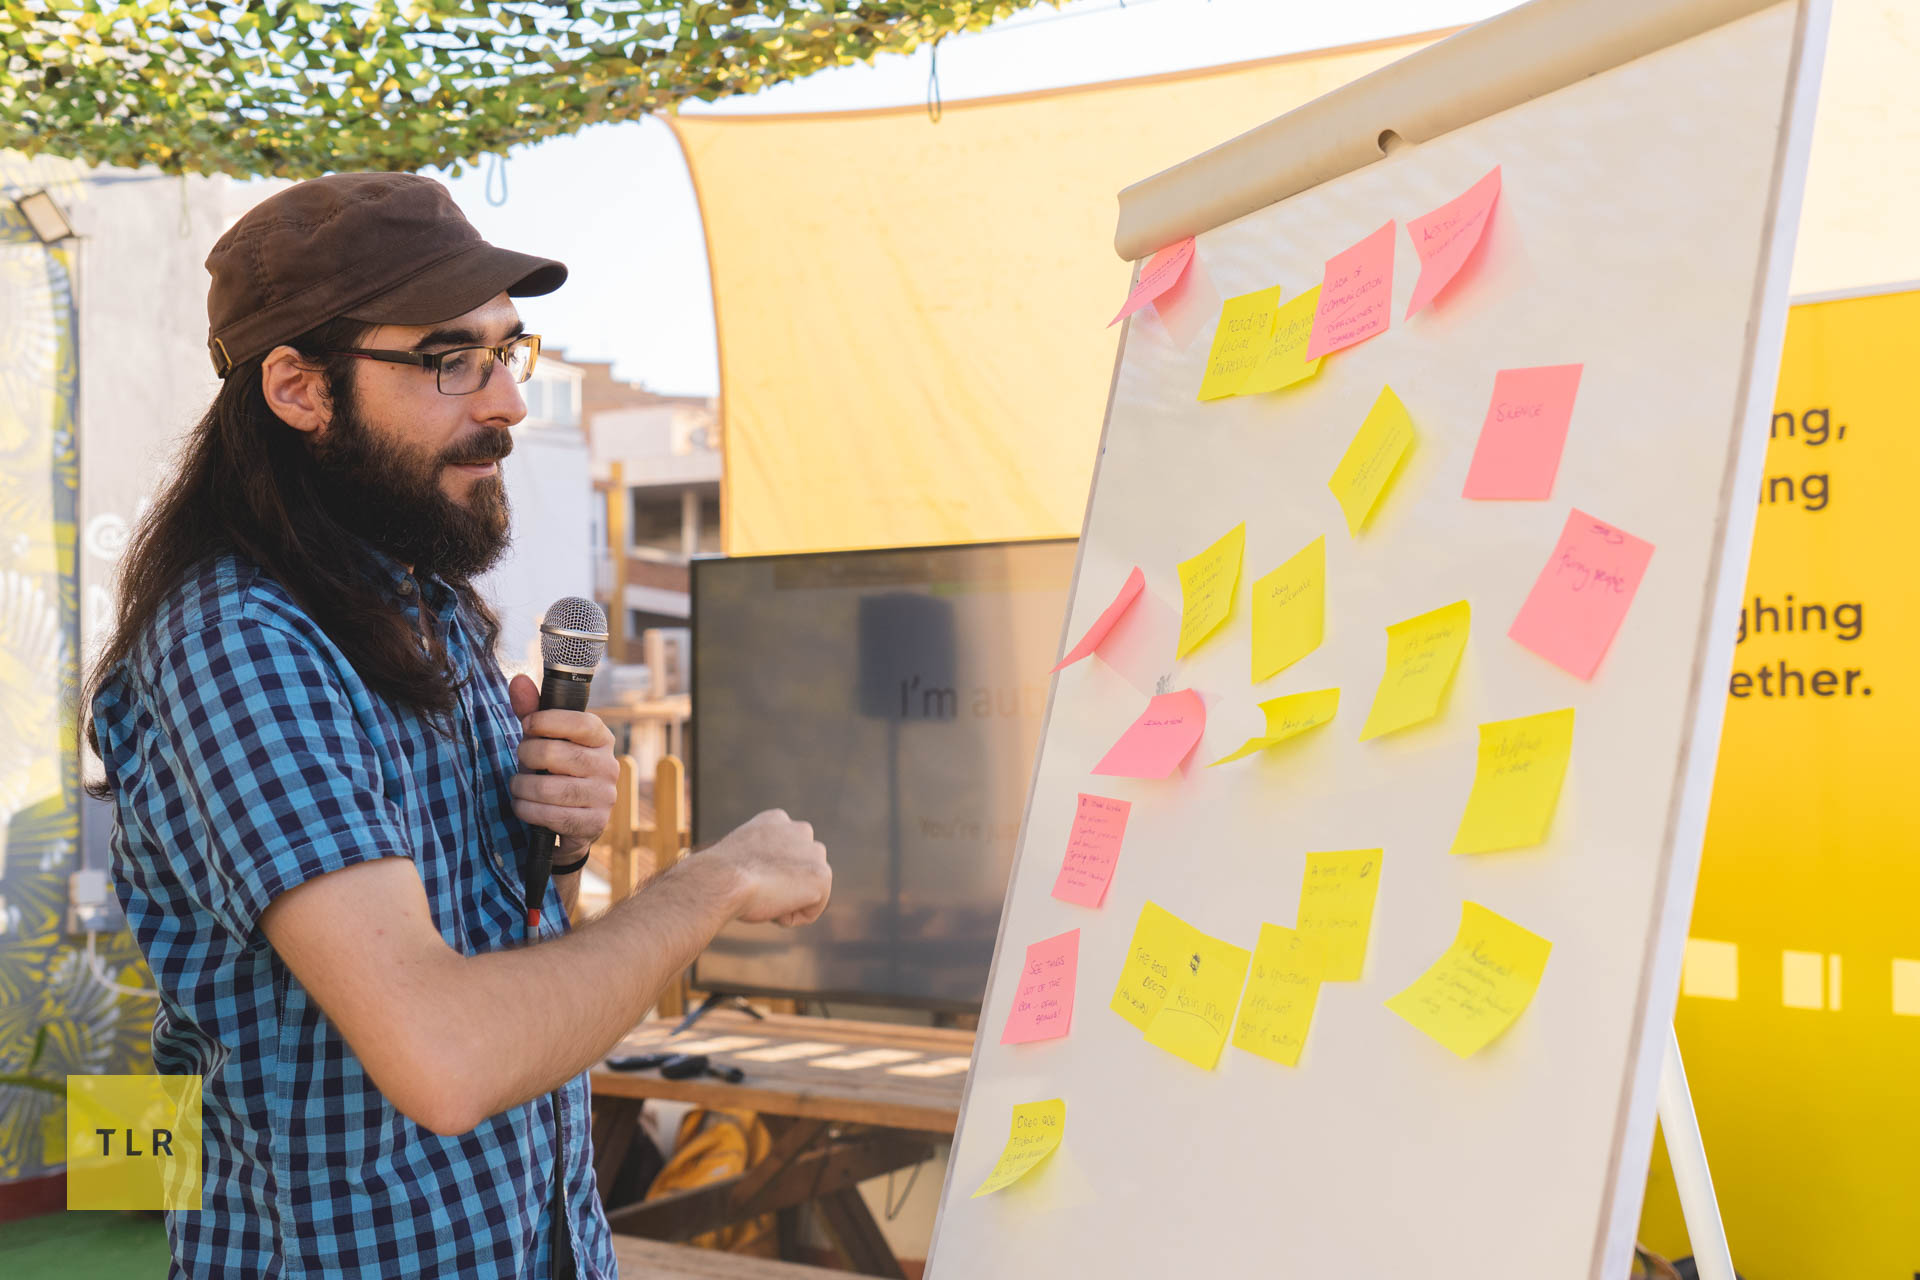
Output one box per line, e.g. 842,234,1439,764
326,333,541,396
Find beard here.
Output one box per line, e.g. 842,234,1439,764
307,389,514,582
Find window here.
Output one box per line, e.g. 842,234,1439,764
698,494,722,553
631,492,684,554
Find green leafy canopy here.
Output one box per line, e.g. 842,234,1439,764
0,2,1055,179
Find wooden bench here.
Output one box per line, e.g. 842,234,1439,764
611,1235,853,1278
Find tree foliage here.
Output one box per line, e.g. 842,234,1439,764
0,2,1052,178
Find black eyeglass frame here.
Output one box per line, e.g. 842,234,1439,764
324,333,542,395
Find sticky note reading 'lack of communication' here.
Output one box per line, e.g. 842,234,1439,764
1405,165,1501,317
1360,600,1470,740
1463,365,1583,500
1251,536,1325,683
1111,901,1200,1030
1509,510,1654,680
1451,709,1575,854
1093,689,1207,778
1298,850,1382,982
1052,793,1130,908
1053,567,1145,672
1143,924,1252,1071
1111,238,1196,327
1330,386,1415,535
1385,901,1552,1058
1198,287,1281,400
1240,286,1324,394
1307,221,1395,360
1001,928,1079,1045
971,1098,1066,1197
1177,522,1245,657
1232,924,1327,1067
1208,688,1339,767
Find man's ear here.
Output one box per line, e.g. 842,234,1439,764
260,346,332,436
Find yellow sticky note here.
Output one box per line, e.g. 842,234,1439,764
1207,687,1339,767
1385,902,1553,1058
970,1098,1066,1197
1251,535,1325,683
1197,286,1281,400
1359,600,1470,741
1176,521,1245,658
1143,926,1253,1071
1298,849,1381,982
1232,924,1327,1067
1329,385,1415,535
1110,901,1200,1030
1240,286,1324,394
1451,709,1576,854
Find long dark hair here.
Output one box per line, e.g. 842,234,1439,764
80,316,501,799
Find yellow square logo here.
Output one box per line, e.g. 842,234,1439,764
66,1075,202,1211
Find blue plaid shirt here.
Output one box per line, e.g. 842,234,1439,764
91,546,616,1278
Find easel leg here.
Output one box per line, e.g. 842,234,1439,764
1657,1026,1735,1280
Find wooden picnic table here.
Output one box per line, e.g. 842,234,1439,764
590,1010,974,1278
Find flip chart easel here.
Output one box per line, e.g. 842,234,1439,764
1660,1032,1734,1280
927,1,1829,1277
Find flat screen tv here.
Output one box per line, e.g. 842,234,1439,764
689,539,1079,1011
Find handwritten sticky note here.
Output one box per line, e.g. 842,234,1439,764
1463,365,1583,500
1306,221,1395,359
1385,901,1552,1058
1002,928,1080,1045
1360,600,1470,740
1197,287,1281,400
971,1098,1066,1197
1406,165,1501,317
1111,901,1200,1030
1251,536,1324,683
1240,286,1324,394
1207,688,1339,767
1052,793,1131,908
1093,689,1207,778
1298,849,1381,982
1232,924,1327,1067
1509,510,1655,680
1111,238,1196,327
1329,386,1415,535
1451,709,1576,854
1143,925,1252,1071
1053,567,1145,672
1176,522,1245,657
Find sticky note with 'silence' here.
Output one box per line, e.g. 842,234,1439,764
1463,365,1583,500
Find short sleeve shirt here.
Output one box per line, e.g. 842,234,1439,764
90,546,615,1279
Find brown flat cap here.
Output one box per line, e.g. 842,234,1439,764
205,171,566,377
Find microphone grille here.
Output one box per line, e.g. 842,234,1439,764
539,597,609,670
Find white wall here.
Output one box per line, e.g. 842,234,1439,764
478,423,598,682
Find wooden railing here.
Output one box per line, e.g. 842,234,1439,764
591,752,693,1016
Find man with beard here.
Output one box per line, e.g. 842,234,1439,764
81,173,832,1280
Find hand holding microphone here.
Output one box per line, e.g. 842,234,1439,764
508,598,617,932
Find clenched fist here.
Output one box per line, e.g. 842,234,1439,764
703,809,832,928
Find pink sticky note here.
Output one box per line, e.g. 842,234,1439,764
1110,238,1196,327
1463,365,1584,500
1405,166,1501,318
1052,794,1132,908
1001,928,1080,1045
1509,509,1655,680
1305,221,1396,360
1052,568,1145,672
1093,690,1207,778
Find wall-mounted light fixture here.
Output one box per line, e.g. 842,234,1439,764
12,189,76,244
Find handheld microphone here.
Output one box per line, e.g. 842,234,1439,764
524,596,609,934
